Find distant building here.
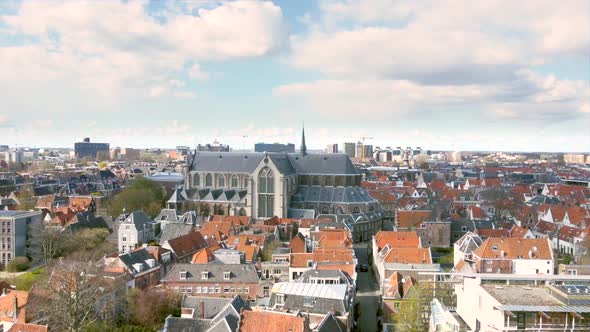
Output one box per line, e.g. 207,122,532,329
75,137,109,161
254,143,295,153
564,154,586,164
326,144,338,153
355,142,363,159
197,140,230,152
110,147,140,161
344,142,356,158
363,145,373,159
0,210,42,267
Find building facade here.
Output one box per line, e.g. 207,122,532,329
0,211,42,267
74,137,110,160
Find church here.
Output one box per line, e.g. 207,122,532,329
170,129,382,240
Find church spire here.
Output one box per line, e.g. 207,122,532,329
300,124,307,156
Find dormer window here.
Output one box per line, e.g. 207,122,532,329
276,294,284,305
201,271,209,280
180,271,187,280
307,260,313,267
224,271,231,280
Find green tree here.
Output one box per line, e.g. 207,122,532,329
262,240,282,261
108,178,165,218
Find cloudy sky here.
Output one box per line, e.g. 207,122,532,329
0,0,589,152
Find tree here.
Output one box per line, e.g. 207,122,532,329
16,183,36,210
6,257,30,272
127,288,181,329
262,240,282,261
107,177,165,218
29,259,126,332
28,222,66,265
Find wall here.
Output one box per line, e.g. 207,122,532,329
512,259,553,275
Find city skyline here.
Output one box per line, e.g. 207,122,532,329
1,0,589,151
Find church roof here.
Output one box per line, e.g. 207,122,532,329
190,152,358,176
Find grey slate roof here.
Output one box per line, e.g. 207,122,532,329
288,208,315,219
185,189,247,203
155,209,178,222
168,187,188,204
164,263,259,283
164,295,248,332
190,152,357,176
182,296,234,319
118,211,153,230
160,223,195,243
291,186,378,204
118,247,160,275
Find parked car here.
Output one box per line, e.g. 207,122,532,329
360,263,368,272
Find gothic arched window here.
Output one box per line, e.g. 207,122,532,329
218,175,226,188
231,175,239,188
258,168,274,218
205,174,213,187
193,174,200,187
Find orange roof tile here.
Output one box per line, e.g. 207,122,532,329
191,247,215,264
374,231,420,250
240,311,306,332
397,210,432,228
0,289,28,324
7,323,48,332
383,247,432,264
473,238,552,260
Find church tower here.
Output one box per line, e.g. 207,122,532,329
300,125,307,156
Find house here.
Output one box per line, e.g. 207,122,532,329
161,231,208,263
396,210,432,229
382,272,419,331
267,282,352,331
162,295,248,332
116,211,155,253
162,264,259,301
289,252,356,282
290,233,307,253
0,289,29,332
453,232,483,268
102,247,161,289
509,225,535,239
471,238,554,275
239,310,310,332
455,275,590,331
6,323,48,332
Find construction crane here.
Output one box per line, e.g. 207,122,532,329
359,136,374,160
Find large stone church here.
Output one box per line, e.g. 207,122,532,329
172,129,382,234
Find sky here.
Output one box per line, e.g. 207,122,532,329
0,0,589,152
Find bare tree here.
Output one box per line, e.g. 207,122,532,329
29,259,126,332
28,222,66,265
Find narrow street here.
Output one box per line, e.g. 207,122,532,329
353,243,381,332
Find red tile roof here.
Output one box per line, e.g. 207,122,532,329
7,323,48,332
375,231,420,250
383,247,432,264
397,210,432,228
473,238,552,260
166,231,208,258
240,310,307,332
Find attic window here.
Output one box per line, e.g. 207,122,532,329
276,294,284,305
201,271,208,280
492,245,498,251
224,271,231,280
303,296,315,307
180,271,187,280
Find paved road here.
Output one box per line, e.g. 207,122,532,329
353,243,381,332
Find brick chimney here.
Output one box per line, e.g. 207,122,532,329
13,294,18,323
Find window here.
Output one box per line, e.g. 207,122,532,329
492,245,498,251
122,235,127,242
203,286,208,294
276,294,284,305
218,175,226,188
461,226,467,232
231,175,239,188
186,287,192,294
243,287,249,293
307,260,314,267
194,174,200,187
215,286,221,293
224,271,231,280
180,271,187,280
258,168,275,218
224,287,230,293
230,287,235,293
201,272,208,280
196,286,201,293
209,287,214,293
303,296,315,307
205,174,213,187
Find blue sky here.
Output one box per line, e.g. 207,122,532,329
0,0,589,152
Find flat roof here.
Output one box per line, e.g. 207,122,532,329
482,285,562,306
497,305,590,313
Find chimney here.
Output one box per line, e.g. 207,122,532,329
200,301,205,319
13,294,18,322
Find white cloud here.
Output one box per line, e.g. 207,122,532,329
0,0,286,98
188,64,209,81
291,0,589,83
